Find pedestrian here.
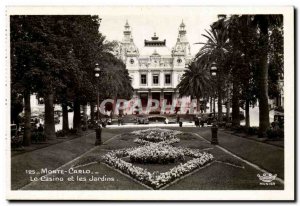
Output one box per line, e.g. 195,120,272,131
38,123,44,133
165,118,169,124
273,118,280,131
198,117,202,127
177,115,180,123
195,117,199,127
121,115,124,125
33,124,38,135
200,118,204,127
118,115,121,126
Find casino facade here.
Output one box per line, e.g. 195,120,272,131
115,20,192,112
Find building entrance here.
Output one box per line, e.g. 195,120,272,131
140,93,148,107
164,93,173,105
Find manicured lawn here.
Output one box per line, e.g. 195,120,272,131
11,129,127,190
20,127,284,190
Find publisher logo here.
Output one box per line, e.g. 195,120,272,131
257,173,277,186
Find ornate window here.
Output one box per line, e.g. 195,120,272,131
165,74,171,85
130,59,135,64
153,75,159,85
141,74,147,85
177,58,182,63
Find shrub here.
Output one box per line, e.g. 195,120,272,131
278,128,284,138
234,126,246,133
11,134,23,147
218,121,226,128
267,128,284,139
31,132,46,142
69,128,77,134
88,123,94,129
56,130,66,137
225,123,232,128
81,126,87,131
247,127,259,135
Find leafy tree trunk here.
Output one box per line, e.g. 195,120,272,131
110,97,117,117
62,101,69,131
73,98,81,131
213,97,216,117
90,101,95,124
217,82,222,122
226,101,230,122
196,97,200,113
245,99,250,128
44,93,56,139
203,99,207,113
23,91,31,146
210,97,213,113
232,80,240,127
257,18,270,137
226,86,230,122
82,104,88,129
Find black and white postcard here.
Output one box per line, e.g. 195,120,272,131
6,6,295,201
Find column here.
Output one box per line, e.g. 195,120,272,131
160,71,164,87
160,89,167,114
148,89,152,102
148,71,152,87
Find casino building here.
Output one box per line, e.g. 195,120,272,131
115,20,192,110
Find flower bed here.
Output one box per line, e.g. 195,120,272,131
102,145,214,189
132,128,181,145
128,143,184,164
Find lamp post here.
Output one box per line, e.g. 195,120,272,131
210,63,218,145
210,63,217,118
94,63,102,146
210,64,217,76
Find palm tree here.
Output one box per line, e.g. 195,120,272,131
177,57,212,113
196,17,230,121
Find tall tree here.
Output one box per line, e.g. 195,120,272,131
177,57,212,112
253,15,283,137
10,15,45,145
196,16,230,121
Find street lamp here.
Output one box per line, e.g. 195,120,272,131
94,63,102,121
210,63,217,76
94,63,102,146
210,63,218,118
210,62,218,145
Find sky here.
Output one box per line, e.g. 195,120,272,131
98,7,218,56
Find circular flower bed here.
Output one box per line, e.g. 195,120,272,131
128,143,184,164
132,128,181,145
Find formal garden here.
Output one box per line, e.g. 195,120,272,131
20,127,284,190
